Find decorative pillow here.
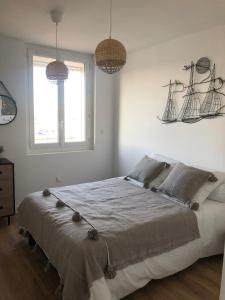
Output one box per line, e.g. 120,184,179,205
158,162,217,205
126,156,168,188
208,182,225,203
192,171,225,205
149,153,178,188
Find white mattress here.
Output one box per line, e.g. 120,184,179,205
90,199,225,300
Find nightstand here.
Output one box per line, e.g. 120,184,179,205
220,245,225,300
0,158,15,225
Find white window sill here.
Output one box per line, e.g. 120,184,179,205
26,146,95,156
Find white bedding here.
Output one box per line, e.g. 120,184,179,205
91,199,225,300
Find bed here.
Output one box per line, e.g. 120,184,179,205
18,157,225,300
103,198,225,300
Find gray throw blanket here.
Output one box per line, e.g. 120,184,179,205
18,178,200,300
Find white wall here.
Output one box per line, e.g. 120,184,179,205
115,25,225,175
0,35,115,207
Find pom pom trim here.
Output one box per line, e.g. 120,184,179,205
208,174,218,182
87,228,98,240
151,187,158,193
43,189,51,197
104,264,117,279
56,199,65,208
72,211,82,223
190,202,199,211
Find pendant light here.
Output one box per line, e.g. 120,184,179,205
95,0,127,74
46,10,68,84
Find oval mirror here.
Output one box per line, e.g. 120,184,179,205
0,95,17,125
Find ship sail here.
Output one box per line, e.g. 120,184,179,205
160,80,177,123
178,62,201,123
200,64,222,117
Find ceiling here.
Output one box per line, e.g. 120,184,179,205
0,0,225,53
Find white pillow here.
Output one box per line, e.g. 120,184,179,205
208,183,225,203
192,171,225,205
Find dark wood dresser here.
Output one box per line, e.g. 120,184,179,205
0,158,15,225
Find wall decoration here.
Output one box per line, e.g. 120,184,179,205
159,57,225,124
179,62,201,123
158,80,184,123
200,64,224,118
0,81,17,125
196,57,210,74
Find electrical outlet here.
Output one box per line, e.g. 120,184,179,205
56,176,61,183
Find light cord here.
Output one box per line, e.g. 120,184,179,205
109,0,112,38
55,22,58,60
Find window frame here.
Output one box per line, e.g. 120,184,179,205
27,45,94,155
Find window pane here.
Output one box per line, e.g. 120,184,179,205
33,56,58,144
64,61,85,143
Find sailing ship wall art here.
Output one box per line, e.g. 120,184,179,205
159,57,225,124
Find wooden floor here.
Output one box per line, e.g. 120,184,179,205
0,217,223,300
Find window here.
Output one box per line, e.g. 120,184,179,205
27,47,93,154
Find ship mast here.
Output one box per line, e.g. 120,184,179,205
178,62,200,123
161,80,177,123
200,64,222,117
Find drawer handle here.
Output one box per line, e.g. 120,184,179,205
0,171,2,174
0,206,3,210
0,188,3,191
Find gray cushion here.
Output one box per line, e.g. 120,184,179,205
149,153,178,188
158,162,217,205
127,156,167,188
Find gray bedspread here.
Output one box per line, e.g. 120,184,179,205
18,177,200,300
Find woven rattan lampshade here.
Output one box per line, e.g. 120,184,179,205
95,0,127,74
95,38,126,74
